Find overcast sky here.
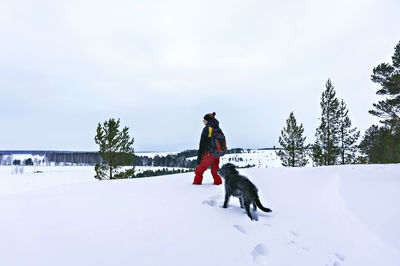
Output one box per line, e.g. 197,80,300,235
0,0,399,152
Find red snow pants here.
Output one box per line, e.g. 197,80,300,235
193,153,223,185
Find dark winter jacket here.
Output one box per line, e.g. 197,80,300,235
197,118,220,162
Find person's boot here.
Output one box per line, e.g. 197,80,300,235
193,175,203,185
213,176,222,185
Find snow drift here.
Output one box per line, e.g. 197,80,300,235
0,164,399,266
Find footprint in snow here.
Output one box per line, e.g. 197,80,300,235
251,243,268,262
202,194,221,207
334,253,345,262
202,199,217,207
326,254,344,266
233,224,247,234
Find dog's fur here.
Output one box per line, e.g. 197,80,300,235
218,163,272,220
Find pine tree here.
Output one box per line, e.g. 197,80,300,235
360,125,400,163
360,40,400,164
276,112,309,167
370,40,400,131
94,118,135,180
312,79,340,166
338,99,360,164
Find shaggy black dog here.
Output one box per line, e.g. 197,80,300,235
218,163,272,220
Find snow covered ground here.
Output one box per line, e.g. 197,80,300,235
221,149,291,168
187,149,287,168
0,164,399,266
0,154,46,165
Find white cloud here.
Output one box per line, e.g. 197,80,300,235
0,0,399,150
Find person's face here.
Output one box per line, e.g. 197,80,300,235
203,119,208,125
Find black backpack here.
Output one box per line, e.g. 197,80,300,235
209,127,227,157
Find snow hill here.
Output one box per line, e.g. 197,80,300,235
0,164,399,266
188,149,287,168
220,149,291,168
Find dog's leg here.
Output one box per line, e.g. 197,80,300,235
223,193,230,208
239,197,244,209
252,202,257,211
244,202,253,220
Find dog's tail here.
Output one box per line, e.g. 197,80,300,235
256,198,272,213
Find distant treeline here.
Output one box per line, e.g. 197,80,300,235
133,153,196,168
0,148,248,167
133,148,246,168
135,168,193,178
46,152,102,166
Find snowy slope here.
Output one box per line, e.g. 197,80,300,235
188,149,287,168
0,164,399,266
220,150,288,168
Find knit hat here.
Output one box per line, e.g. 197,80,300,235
203,112,216,121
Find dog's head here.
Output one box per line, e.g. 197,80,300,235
217,163,239,179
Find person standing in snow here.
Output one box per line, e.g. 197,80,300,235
193,112,224,185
